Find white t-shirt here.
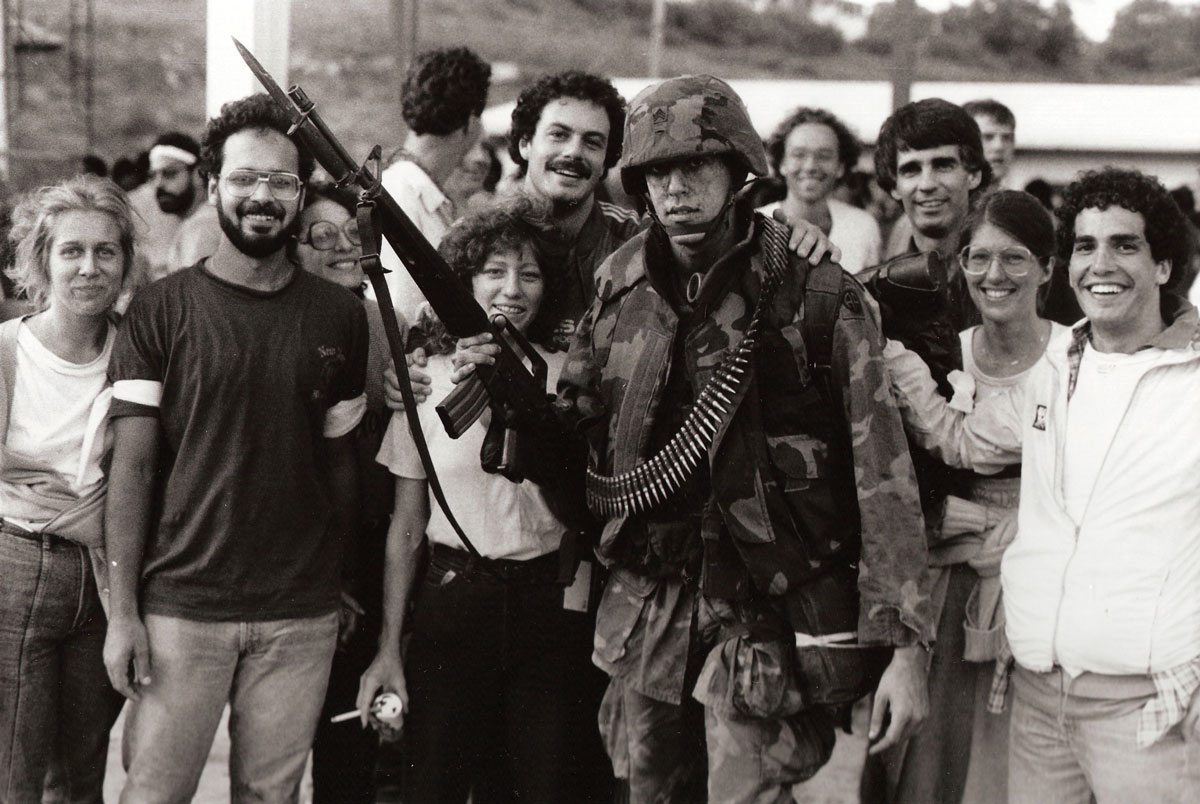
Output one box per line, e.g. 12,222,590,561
1,322,113,528
1062,343,1162,524
370,158,456,325
757,197,882,274
375,349,569,560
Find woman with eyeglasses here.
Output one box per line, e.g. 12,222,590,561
864,190,1069,804
0,175,133,802
294,180,399,804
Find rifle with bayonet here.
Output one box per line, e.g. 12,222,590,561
232,38,558,459
233,38,590,563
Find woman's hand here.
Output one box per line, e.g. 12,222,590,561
968,511,1018,577
357,648,408,740
449,333,501,385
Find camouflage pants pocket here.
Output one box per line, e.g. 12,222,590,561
704,704,837,804
693,634,803,720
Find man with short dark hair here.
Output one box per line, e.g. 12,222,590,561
898,166,1200,803
127,131,209,282
508,70,641,332
103,94,368,802
378,46,492,323
962,98,1016,189
877,98,991,266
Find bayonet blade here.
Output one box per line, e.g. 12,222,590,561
231,37,297,117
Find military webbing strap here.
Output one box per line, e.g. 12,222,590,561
355,196,491,575
584,217,794,519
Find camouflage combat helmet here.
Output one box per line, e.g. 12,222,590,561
618,74,768,195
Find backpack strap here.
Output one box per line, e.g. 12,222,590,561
801,259,843,380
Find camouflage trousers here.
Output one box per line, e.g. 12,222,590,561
596,585,838,803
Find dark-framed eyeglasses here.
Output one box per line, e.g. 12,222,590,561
299,219,361,251
221,169,303,200
959,245,1038,279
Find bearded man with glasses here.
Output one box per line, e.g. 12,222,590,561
103,94,369,802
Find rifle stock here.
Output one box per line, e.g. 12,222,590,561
233,39,553,440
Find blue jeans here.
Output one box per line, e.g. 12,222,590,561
119,611,339,804
0,531,123,804
1009,664,1200,803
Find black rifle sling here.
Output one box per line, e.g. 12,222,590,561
354,198,490,572
801,259,843,388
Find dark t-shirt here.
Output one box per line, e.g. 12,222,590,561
108,262,369,621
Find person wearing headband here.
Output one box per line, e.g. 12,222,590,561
126,131,209,285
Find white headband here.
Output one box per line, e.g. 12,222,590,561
149,144,198,170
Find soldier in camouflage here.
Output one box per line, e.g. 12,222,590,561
545,75,933,802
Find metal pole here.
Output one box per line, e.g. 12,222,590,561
84,0,94,150
0,0,9,181
648,0,666,78
892,0,915,110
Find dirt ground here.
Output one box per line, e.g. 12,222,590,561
103,700,868,803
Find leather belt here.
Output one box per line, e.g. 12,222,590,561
429,542,562,586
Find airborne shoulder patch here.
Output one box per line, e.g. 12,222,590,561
840,289,864,318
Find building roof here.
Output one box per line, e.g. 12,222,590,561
483,78,1200,155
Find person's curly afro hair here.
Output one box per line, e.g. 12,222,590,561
199,93,315,183
1056,167,1194,293
508,71,626,172
402,48,492,136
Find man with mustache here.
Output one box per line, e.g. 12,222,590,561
376,46,492,325
103,94,369,802
127,131,209,283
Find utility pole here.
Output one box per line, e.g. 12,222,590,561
0,0,9,181
892,0,916,110
648,0,666,78
84,0,94,152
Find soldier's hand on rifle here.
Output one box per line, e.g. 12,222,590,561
383,349,432,412
868,644,929,755
772,208,843,266
449,332,502,385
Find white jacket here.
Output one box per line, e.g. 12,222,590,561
1003,306,1200,676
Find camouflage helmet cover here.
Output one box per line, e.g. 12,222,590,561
618,74,769,195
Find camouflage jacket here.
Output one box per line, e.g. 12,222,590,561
560,215,933,697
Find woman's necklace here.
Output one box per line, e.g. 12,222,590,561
976,322,1049,373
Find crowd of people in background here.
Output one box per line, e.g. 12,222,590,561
1,37,1199,804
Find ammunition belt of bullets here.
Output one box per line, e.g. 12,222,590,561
585,217,792,519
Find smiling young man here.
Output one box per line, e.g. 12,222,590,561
889,168,1200,802
545,75,932,802
997,168,1200,802
102,94,368,802
508,70,640,332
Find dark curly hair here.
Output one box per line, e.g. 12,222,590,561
874,98,991,196
409,194,564,356
766,107,861,176
199,93,315,183
1056,167,1194,293
508,71,626,172
402,48,492,136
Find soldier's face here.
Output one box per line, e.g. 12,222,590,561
890,144,981,241
519,98,609,209
644,156,734,237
